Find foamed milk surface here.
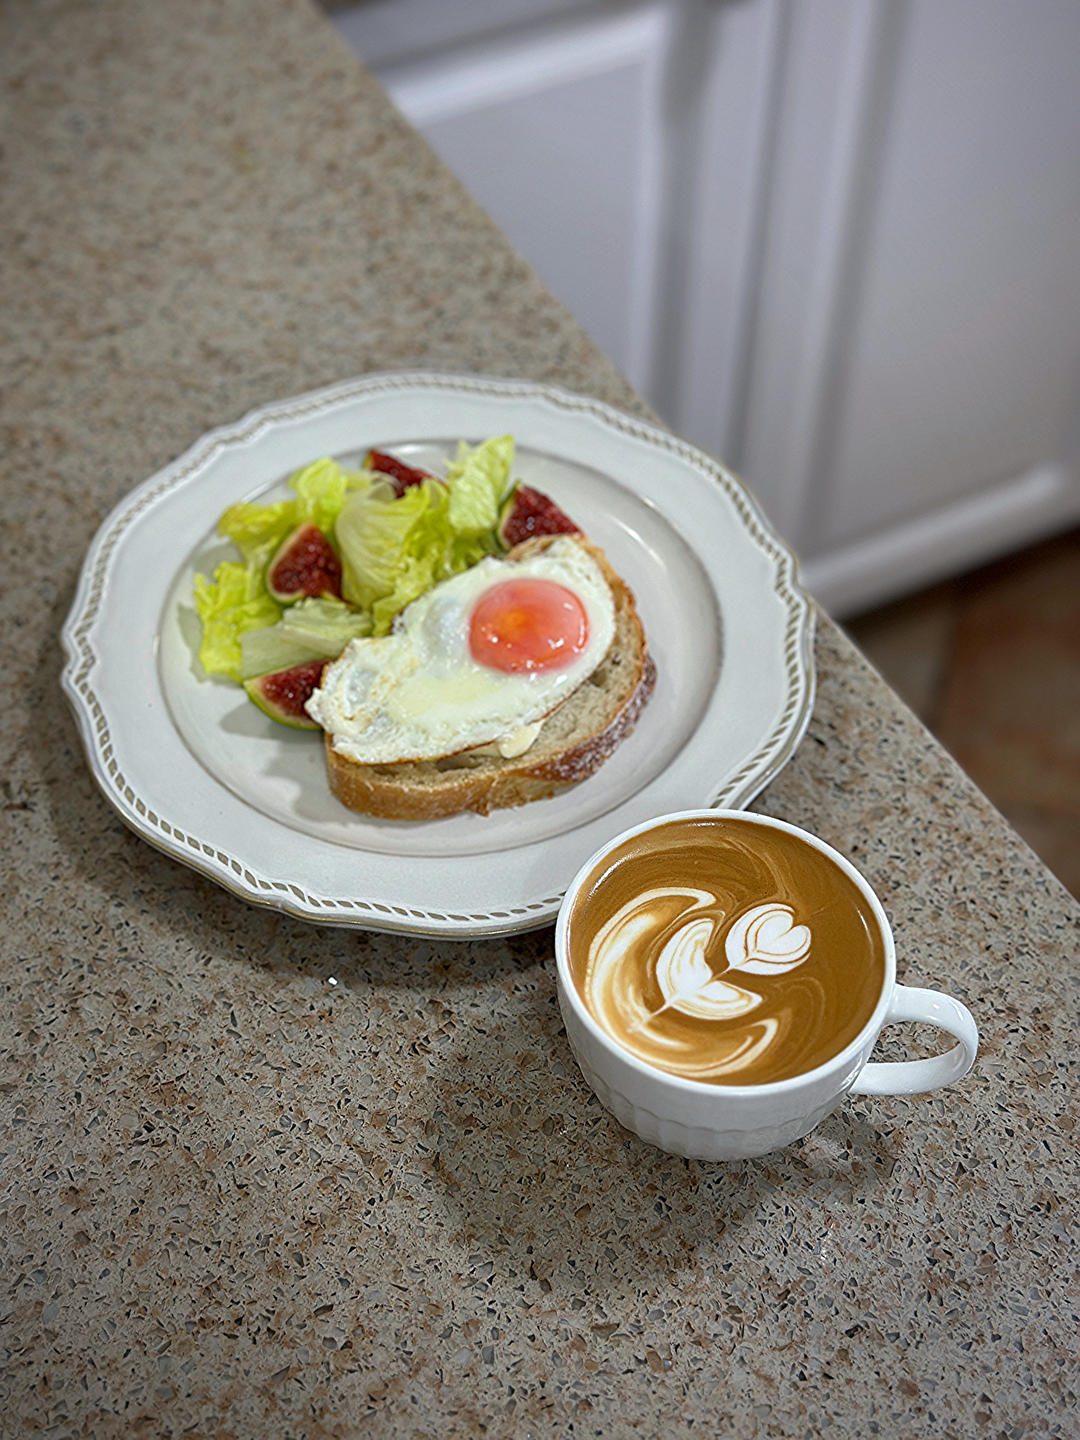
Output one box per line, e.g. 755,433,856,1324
568,818,886,1085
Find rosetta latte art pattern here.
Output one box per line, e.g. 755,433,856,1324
584,891,814,1080
570,818,885,1084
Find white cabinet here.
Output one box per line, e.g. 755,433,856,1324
731,0,1080,613
333,1,673,395
377,6,671,395
331,0,1080,616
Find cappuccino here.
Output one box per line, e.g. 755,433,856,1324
565,815,887,1085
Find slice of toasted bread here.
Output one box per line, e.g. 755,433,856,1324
321,535,655,819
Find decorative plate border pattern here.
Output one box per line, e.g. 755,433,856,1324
61,372,815,937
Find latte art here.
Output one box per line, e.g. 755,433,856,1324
567,817,886,1085
724,904,811,974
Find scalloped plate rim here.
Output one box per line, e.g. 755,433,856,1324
60,370,815,939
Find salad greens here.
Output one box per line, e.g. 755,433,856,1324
192,435,516,684
237,597,374,681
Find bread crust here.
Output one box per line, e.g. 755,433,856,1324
319,535,655,819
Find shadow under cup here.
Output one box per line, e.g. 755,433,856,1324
555,810,977,1160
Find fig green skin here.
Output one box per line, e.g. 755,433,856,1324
243,662,323,730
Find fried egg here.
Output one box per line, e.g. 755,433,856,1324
305,536,616,764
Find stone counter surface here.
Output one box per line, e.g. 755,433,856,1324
1,2,1076,1436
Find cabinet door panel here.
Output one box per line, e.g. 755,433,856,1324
727,0,883,540
813,0,1080,550
376,11,668,391
655,0,785,463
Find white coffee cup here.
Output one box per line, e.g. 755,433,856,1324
554,809,978,1161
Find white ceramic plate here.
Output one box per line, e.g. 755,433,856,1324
61,372,814,938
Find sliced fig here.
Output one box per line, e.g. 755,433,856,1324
267,522,342,603
496,483,580,549
364,448,435,497
243,659,325,729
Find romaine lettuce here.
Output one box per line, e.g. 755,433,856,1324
195,458,369,678
192,438,518,681
217,457,365,564
239,597,372,679
193,560,282,680
334,436,515,635
445,434,514,538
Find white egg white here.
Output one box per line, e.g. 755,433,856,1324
305,536,616,764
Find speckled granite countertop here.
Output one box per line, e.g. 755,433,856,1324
2,2,1077,1436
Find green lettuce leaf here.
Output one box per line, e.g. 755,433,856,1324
193,560,282,680
336,476,450,623
445,434,514,538
192,438,519,682
291,457,356,533
217,457,365,564
196,458,369,678
369,551,442,635
217,500,296,565
334,438,516,635
239,597,373,679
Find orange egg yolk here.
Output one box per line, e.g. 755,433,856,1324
469,578,589,674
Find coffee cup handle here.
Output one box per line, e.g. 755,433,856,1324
849,984,978,1096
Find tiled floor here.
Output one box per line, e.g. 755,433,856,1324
845,527,1080,898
